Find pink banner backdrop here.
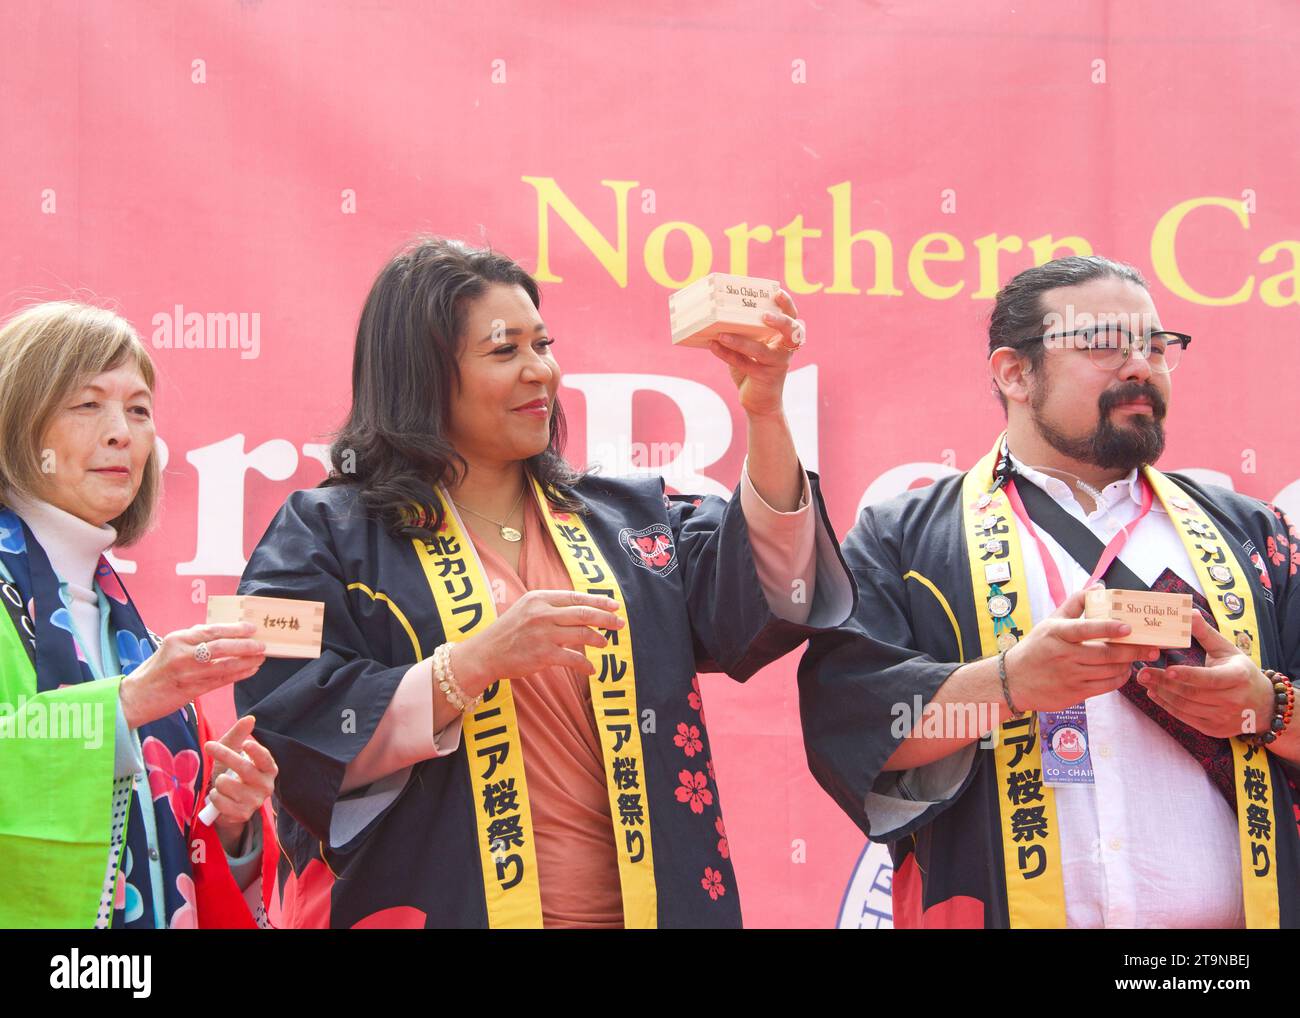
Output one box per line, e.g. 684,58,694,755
3,1,1298,927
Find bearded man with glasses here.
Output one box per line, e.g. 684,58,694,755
800,255,1300,929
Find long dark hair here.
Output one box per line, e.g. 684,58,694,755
324,237,586,538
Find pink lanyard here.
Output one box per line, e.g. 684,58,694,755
1003,476,1154,609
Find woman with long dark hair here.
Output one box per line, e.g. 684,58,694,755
236,237,852,928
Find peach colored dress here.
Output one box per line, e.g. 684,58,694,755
338,467,824,928
463,499,625,928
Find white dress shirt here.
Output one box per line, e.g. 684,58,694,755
1008,454,1244,928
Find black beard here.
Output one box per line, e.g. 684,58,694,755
1030,379,1168,472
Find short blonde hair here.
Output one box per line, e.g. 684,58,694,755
0,301,160,545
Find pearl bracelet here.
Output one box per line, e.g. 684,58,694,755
433,642,481,714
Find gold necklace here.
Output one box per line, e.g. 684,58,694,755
453,485,526,542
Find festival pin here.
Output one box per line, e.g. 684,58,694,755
985,561,1012,584
988,592,1013,618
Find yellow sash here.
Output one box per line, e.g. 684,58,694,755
961,440,1067,927
1143,468,1280,928
412,481,658,928
962,434,1280,928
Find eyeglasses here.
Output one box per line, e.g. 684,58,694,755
1027,327,1192,373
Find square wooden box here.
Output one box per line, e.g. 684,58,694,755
207,594,326,659
1083,588,1194,649
669,273,782,347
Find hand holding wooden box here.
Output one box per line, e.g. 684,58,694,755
1083,588,1194,649
668,273,782,348
206,594,325,658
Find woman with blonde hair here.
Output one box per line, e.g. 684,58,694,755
0,301,277,928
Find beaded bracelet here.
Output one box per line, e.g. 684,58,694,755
433,642,482,715
998,648,1025,718
1242,670,1294,747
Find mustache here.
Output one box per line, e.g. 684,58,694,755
1099,381,1167,420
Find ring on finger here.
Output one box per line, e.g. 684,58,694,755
194,642,212,664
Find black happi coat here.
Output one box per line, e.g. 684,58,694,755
237,472,852,928
799,470,1300,928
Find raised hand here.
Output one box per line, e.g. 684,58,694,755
707,289,804,420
